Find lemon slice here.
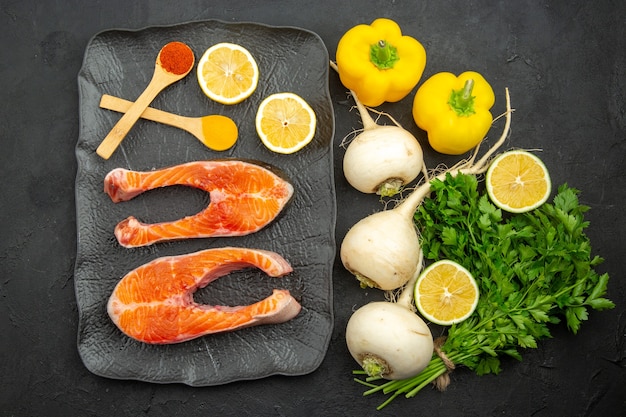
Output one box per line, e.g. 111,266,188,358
486,150,551,213
197,43,259,105
414,260,479,326
255,92,316,154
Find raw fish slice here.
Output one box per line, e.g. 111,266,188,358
107,247,301,344
104,160,294,247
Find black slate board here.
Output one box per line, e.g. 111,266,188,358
74,19,335,386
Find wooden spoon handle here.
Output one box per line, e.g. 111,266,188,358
99,94,192,131
96,70,180,159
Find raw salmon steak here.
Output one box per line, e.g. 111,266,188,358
104,160,294,248
107,247,301,344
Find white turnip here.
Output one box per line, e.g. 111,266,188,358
331,61,427,197
341,89,512,291
345,253,434,380
344,88,512,383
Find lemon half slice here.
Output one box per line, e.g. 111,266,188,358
486,150,551,213
197,42,259,105
414,260,479,326
255,92,316,154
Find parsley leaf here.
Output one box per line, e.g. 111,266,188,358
358,173,614,408
413,173,614,368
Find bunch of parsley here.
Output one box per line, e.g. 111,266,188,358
356,173,614,409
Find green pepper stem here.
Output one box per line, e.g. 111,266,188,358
370,40,399,70
377,41,390,62
460,79,475,107
449,79,476,117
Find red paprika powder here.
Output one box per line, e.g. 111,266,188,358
159,42,194,75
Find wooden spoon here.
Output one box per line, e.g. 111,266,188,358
96,42,194,160
99,94,238,151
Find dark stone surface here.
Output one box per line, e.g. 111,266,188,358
1,1,624,416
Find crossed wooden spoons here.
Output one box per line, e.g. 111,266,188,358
96,42,238,159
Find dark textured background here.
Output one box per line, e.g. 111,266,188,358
1,1,624,416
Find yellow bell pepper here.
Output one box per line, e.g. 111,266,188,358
336,18,426,107
412,71,495,155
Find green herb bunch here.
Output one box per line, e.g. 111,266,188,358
356,173,614,409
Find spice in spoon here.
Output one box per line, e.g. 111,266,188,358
159,41,195,75
96,41,194,159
